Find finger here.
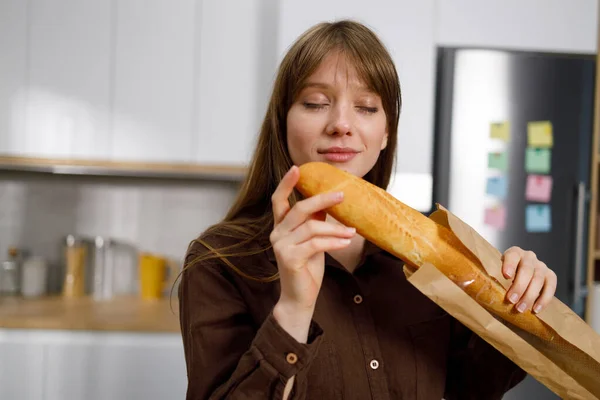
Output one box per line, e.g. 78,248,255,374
506,254,536,305
288,220,356,245
278,191,344,233
533,270,557,314
271,166,299,225
515,269,546,313
502,247,522,279
293,236,352,265
274,236,351,271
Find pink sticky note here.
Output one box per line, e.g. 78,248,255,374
484,205,506,230
525,175,553,202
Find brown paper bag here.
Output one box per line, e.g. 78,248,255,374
404,204,600,399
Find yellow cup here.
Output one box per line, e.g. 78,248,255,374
138,253,178,300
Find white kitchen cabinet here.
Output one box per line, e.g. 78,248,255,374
44,332,187,400
23,0,112,160
195,0,277,167
0,331,45,400
0,329,187,400
0,1,29,156
111,0,197,163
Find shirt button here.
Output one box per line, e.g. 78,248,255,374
286,353,298,365
370,359,379,370
353,294,363,304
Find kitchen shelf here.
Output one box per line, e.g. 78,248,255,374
0,155,247,182
0,295,180,333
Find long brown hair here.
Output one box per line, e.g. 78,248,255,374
183,20,402,282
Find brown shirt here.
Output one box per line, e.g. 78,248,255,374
178,235,526,399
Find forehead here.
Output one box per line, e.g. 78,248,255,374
304,52,370,91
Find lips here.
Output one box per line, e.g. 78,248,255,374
317,147,360,163
318,146,360,154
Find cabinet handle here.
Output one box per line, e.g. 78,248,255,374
573,181,587,314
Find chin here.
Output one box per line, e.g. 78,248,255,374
327,162,364,177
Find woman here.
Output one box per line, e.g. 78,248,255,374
178,20,557,399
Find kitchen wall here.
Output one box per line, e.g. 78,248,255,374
280,0,598,210
0,171,239,292
0,0,598,289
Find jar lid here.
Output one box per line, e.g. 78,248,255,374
64,234,91,247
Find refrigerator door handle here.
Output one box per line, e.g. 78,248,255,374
573,181,587,314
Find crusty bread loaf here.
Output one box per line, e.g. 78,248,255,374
295,161,559,343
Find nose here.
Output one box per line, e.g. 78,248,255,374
325,104,352,136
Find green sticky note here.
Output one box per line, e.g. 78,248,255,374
488,152,508,171
525,148,551,174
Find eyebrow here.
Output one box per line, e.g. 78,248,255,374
301,82,331,91
300,81,376,94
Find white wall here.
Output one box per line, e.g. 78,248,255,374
0,173,239,294
436,0,598,53
277,0,598,211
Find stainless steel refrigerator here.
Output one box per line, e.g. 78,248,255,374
431,47,596,399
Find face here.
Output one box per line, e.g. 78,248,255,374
286,52,388,178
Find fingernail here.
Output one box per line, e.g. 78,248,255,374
509,293,518,303
533,304,542,314
506,269,514,278
333,191,344,200
340,238,351,245
516,302,526,313
346,227,356,233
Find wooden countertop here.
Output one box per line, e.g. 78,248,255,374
0,295,181,333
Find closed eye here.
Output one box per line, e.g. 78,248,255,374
357,106,378,114
303,102,328,110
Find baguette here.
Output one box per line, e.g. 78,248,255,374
295,161,558,343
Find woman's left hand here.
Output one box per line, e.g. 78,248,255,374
501,246,557,314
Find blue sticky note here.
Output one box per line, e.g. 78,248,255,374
486,176,508,199
526,204,551,233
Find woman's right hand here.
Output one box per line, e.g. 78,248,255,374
270,165,355,342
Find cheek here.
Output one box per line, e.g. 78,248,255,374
364,116,388,149
286,108,322,161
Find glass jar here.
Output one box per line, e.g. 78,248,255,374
21,256,48,298
0,247,21,296
62,235,88,298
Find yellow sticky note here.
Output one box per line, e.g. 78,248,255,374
527,121,553,148
490,121,510,142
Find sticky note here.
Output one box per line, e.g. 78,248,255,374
525,175,553,202
486,176,508,199
527,121,553,148
490,121,510,142
488,152,508,171
525,148,551,174
484,205,506,230
526,204,551,233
